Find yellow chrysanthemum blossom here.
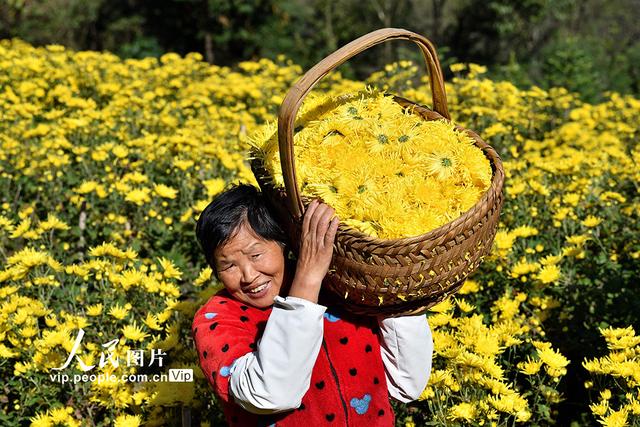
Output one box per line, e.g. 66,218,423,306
582,215,603,227
122,322,149,342
39,213,70,231
518,357,543,375
109,304,130,321
448,402,477,421
157,257,182,280
537,264,562,284
598,409,629,427
114,414,143,427
124,188,152,206
154,184,178,199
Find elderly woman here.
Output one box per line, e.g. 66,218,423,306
192,184,433,426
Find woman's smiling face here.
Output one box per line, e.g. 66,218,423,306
213,221,286,308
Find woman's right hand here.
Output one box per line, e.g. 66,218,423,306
288,199,339,303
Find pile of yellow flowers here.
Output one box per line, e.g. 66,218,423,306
251,89,492,239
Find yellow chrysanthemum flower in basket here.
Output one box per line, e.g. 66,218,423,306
250,28,504,316
250,88,492,239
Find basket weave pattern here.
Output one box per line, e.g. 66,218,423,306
251,28,505,316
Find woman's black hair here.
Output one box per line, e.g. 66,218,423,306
195,184,288,276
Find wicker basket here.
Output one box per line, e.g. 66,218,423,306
250,28,505,316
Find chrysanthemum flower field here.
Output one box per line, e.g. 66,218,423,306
0,39,639,426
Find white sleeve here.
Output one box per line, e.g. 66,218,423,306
228,295,327,414
376,313,433,403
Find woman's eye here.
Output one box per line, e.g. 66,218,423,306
220,264,234,271
251,253,262,259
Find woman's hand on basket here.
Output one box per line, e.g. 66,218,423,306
288,199,339,303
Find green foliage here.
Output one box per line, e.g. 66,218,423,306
490,53,534,90
539,37,604,103
0,0,638,101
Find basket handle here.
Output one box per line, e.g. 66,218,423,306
277,28,451,220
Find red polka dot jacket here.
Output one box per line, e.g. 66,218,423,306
192,289,432,426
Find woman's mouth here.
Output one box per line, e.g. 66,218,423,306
245,281,270,298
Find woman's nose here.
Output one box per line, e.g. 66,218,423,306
239,263,259,284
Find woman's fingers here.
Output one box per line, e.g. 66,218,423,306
303,200,338,252
309,202,330,240
295,201,339,287
315,206,335,245
302,199,319,237
324,216,339,247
